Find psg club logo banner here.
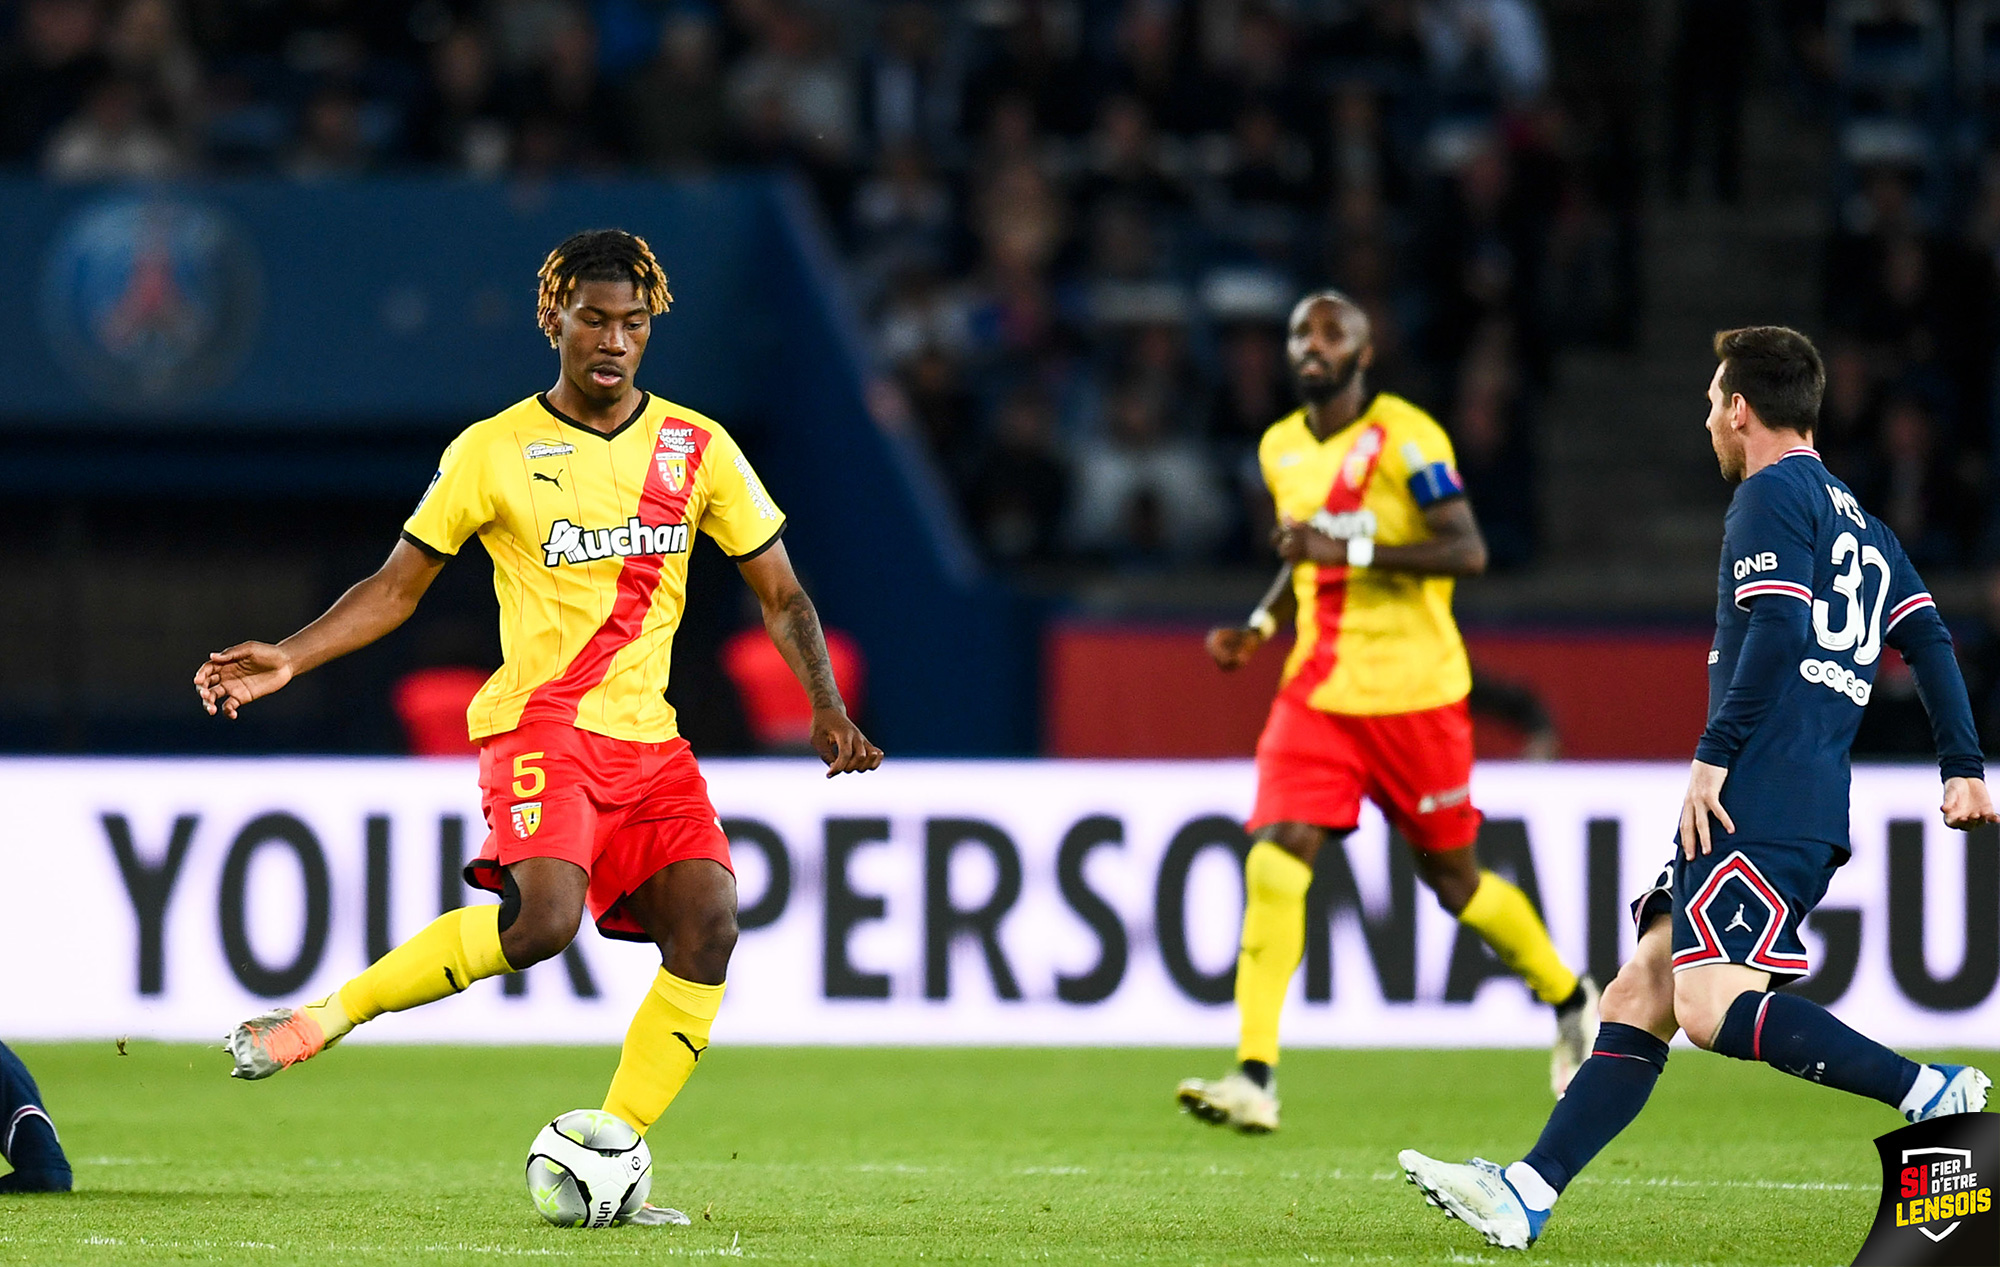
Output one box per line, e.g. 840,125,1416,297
1853,1114,1998,1266
38,198,263,407
0,760,1994,1049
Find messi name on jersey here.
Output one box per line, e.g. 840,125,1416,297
541,517,691,567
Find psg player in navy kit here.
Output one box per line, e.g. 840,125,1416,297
1399,326,1999,1251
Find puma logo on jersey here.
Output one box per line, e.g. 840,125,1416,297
1731,551,1778,580
525,440,575,459
542,516,690,566
1725,904,1752,933
532,471,563,490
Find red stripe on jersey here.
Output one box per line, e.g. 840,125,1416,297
519,421,709,726
1734,580,1812,608
1886,592,1935,631
1284,424,1386,703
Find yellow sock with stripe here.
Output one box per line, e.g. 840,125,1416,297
316,905,514,1040
1234,842,1314,1067
602,970,726,1134
1456,870,1578,1005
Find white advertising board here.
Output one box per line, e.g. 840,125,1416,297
0,760,1992,1047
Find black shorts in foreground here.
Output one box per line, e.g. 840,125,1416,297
1630,838,1843,983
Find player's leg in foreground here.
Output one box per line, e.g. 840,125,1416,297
1412,841,1599,1095
0,1039,71,1193
598,856,737,1227
1402,916,1675,1249
1178,825,1317,1132
1404,917,1990,1250
225,858,583,1079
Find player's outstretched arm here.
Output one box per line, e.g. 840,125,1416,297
194,539,445,719
736,539,884,778
1273,497,1488,577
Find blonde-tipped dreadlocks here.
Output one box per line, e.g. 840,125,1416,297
536,229,673,347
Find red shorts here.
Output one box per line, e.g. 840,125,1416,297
1250,693,1481,852
468,720,732,942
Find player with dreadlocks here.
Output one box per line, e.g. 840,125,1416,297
197,229,882,1221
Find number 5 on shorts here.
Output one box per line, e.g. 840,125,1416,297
512,752,546,799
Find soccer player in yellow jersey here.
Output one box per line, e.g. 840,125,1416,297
194,230,881,1221
1176,291,1597,1133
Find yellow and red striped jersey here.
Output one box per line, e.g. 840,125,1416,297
404,392,784,744
1259,393,1471,716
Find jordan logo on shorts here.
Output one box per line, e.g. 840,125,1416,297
511,801,543,839
1725,903,1752,933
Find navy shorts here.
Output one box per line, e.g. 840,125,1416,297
1629,839,1843,983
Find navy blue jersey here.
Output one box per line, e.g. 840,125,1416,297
1694,446,1958,850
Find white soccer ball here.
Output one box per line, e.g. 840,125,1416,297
524,1109,652,1228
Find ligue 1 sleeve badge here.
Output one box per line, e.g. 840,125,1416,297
1852,1113,1997,1266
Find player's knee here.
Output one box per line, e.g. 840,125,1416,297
689,899,738,965
501,901,582,969
1255,822,1322,864
1600,962,1671,1030
1672,978,1734,1051
1412,848,1478,915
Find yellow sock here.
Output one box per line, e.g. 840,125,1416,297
332,905,513,1030
1234,842,1313,1066
602,970,725,1134
1457,871,1578,1005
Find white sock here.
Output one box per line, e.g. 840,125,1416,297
1504,1161,1558,1212
1899,1065,1945,1115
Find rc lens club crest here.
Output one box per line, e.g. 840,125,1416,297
510,802,542,839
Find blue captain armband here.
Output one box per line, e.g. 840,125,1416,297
1406,460,1466,508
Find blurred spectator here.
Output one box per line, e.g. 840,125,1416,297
851,142,956,294
1078,95,1185,220
287,86,371,179
960,0,1094,139
900,344,980,481
513,10,623,170
626,12,730,172
1854,393,1980,568
2,0,108,162
1447,317,1537,568
409,23,511,175
1069,376,1229,564
966,384,1070,564
1420,0,1549,106
728,2,856,174
858,0,961,161
104,0,203,147
44,74,182,178
1665,0,1749,203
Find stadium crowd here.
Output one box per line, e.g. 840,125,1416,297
0,0,1647,574
8,0,2000,577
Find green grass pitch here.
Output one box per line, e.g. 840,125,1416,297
2,1041,1976,1266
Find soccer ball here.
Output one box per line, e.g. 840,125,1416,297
524,1109,652,1228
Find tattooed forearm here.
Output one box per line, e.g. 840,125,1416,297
769,587,841,710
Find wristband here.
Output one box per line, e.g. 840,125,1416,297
1346,537,1374,568
1249,609,1278,639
